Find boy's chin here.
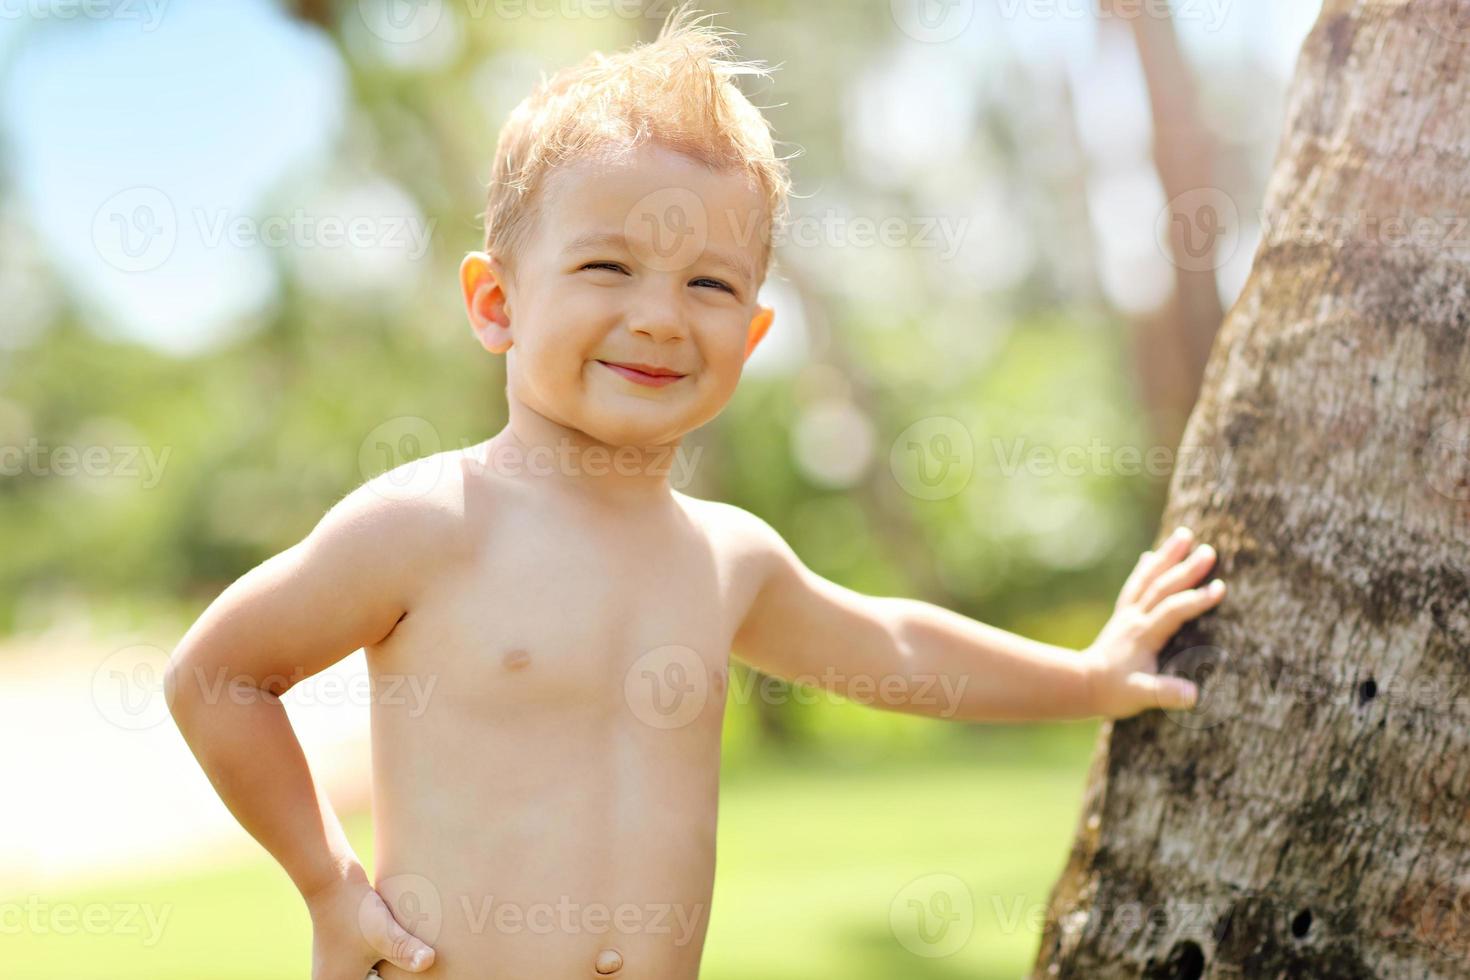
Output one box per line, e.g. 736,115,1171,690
576,408,694,450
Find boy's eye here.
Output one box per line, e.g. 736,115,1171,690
579,262,735,296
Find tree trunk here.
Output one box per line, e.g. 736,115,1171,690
1032,2,1470,978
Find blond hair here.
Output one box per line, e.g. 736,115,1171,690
483,2,792,286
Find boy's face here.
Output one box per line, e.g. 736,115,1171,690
461,141,774,449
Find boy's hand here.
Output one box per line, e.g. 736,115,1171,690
306,867,437,980
1082,525,1227,720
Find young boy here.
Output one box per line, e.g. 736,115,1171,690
165,6,1225,978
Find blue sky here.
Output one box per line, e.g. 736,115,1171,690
3,0,344,353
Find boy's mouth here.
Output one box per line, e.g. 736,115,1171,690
597,360,688,388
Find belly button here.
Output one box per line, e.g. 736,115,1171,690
502,648,531,671
593,947,623,975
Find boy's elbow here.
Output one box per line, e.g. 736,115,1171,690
162,655,193,725
163,644,211,725
872,595,921,669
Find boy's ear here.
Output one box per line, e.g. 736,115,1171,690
460,251,513,354
744,304,774,361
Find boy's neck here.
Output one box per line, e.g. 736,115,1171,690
481,396,682,508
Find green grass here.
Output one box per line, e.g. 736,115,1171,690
3,725,1096,979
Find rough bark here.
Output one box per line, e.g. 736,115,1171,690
1032,2,1470,978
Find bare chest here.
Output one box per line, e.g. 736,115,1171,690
373,510,740,727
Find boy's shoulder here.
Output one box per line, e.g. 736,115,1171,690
672,495,813,637
671,492,791,576
316,446,485,570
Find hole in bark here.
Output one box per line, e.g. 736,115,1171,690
1157,940,1204,980
1292,908,1313,939
1357,677,1377,705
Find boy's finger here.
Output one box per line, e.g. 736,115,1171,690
1139,543,1216,612
1117,550,1154,607
367,913,436,972
1128,670,1198,713
1126,527,1194,607
1144,581,1226,646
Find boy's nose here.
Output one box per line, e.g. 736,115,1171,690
623,282,690,343
626,310,688,343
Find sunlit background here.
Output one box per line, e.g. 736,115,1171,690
1,1,1321,976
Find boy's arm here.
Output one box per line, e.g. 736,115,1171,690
731,512,1223,723
164,462,461,907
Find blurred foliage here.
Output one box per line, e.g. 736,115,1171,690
0,0,1299,751
0,3,1306,974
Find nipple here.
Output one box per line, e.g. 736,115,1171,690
502,648,531,671
593,947,623,975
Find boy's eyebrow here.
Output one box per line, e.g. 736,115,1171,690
563,231,754,285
